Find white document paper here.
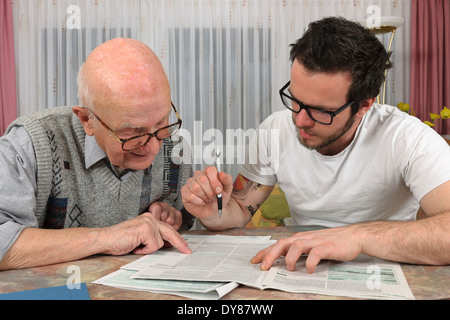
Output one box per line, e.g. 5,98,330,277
93,269,238,300
133,239,275,287
132,238,415,300
93,235,269,300
262,255,414,299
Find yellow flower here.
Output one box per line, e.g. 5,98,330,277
429,113,441,120
396,102,448,130
441,106,450,119
397,102,410,113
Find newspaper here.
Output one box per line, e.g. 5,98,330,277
93,235,269,299
93,269,238,300
131,237,415,300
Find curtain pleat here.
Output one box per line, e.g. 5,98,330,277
0,0,17,135
12,0,411,174
410,0,450,135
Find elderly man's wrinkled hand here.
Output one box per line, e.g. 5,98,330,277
148,201,183,230
101,212,191,256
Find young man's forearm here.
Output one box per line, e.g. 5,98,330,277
198,176,274,231
198,197,252,231
357,212,450,265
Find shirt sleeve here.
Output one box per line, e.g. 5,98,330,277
0,126,39,260
394,123,450,202
238,116,279,186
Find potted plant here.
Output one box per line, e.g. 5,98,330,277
397,102,450,144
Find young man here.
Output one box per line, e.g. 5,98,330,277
0,38,193,270
182,17,450,273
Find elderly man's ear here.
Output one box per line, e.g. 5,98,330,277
72,106,95,136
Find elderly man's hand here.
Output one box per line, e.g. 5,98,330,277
148,201,183,230
101,212,191,256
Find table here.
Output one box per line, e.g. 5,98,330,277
0,226,449,300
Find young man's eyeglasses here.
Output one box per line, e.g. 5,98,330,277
83,102,182,151
279,81,354,125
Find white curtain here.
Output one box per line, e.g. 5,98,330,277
13,0,411,176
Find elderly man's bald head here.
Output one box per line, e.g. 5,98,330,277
77,38,170,112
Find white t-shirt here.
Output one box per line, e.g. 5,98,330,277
239,104,450,227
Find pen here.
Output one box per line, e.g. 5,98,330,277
215,147,222,217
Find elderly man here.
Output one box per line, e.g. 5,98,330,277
0,38,192,270
182,17,450,273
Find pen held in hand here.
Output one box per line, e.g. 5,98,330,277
215,148,222,217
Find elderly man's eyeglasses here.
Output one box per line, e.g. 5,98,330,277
279,81,355,125
83,102,182,151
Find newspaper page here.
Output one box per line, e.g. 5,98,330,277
93,269,238,300
132,238,415,300
132,239,275,288
262,255,414,299
93,235,269,300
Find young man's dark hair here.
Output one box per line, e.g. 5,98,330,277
289,16,392,114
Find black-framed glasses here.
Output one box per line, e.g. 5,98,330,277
279,81,354,125
83,102,182,151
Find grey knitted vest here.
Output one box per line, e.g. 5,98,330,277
6,106,193,229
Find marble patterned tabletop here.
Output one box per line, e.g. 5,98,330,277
0,226,449,300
